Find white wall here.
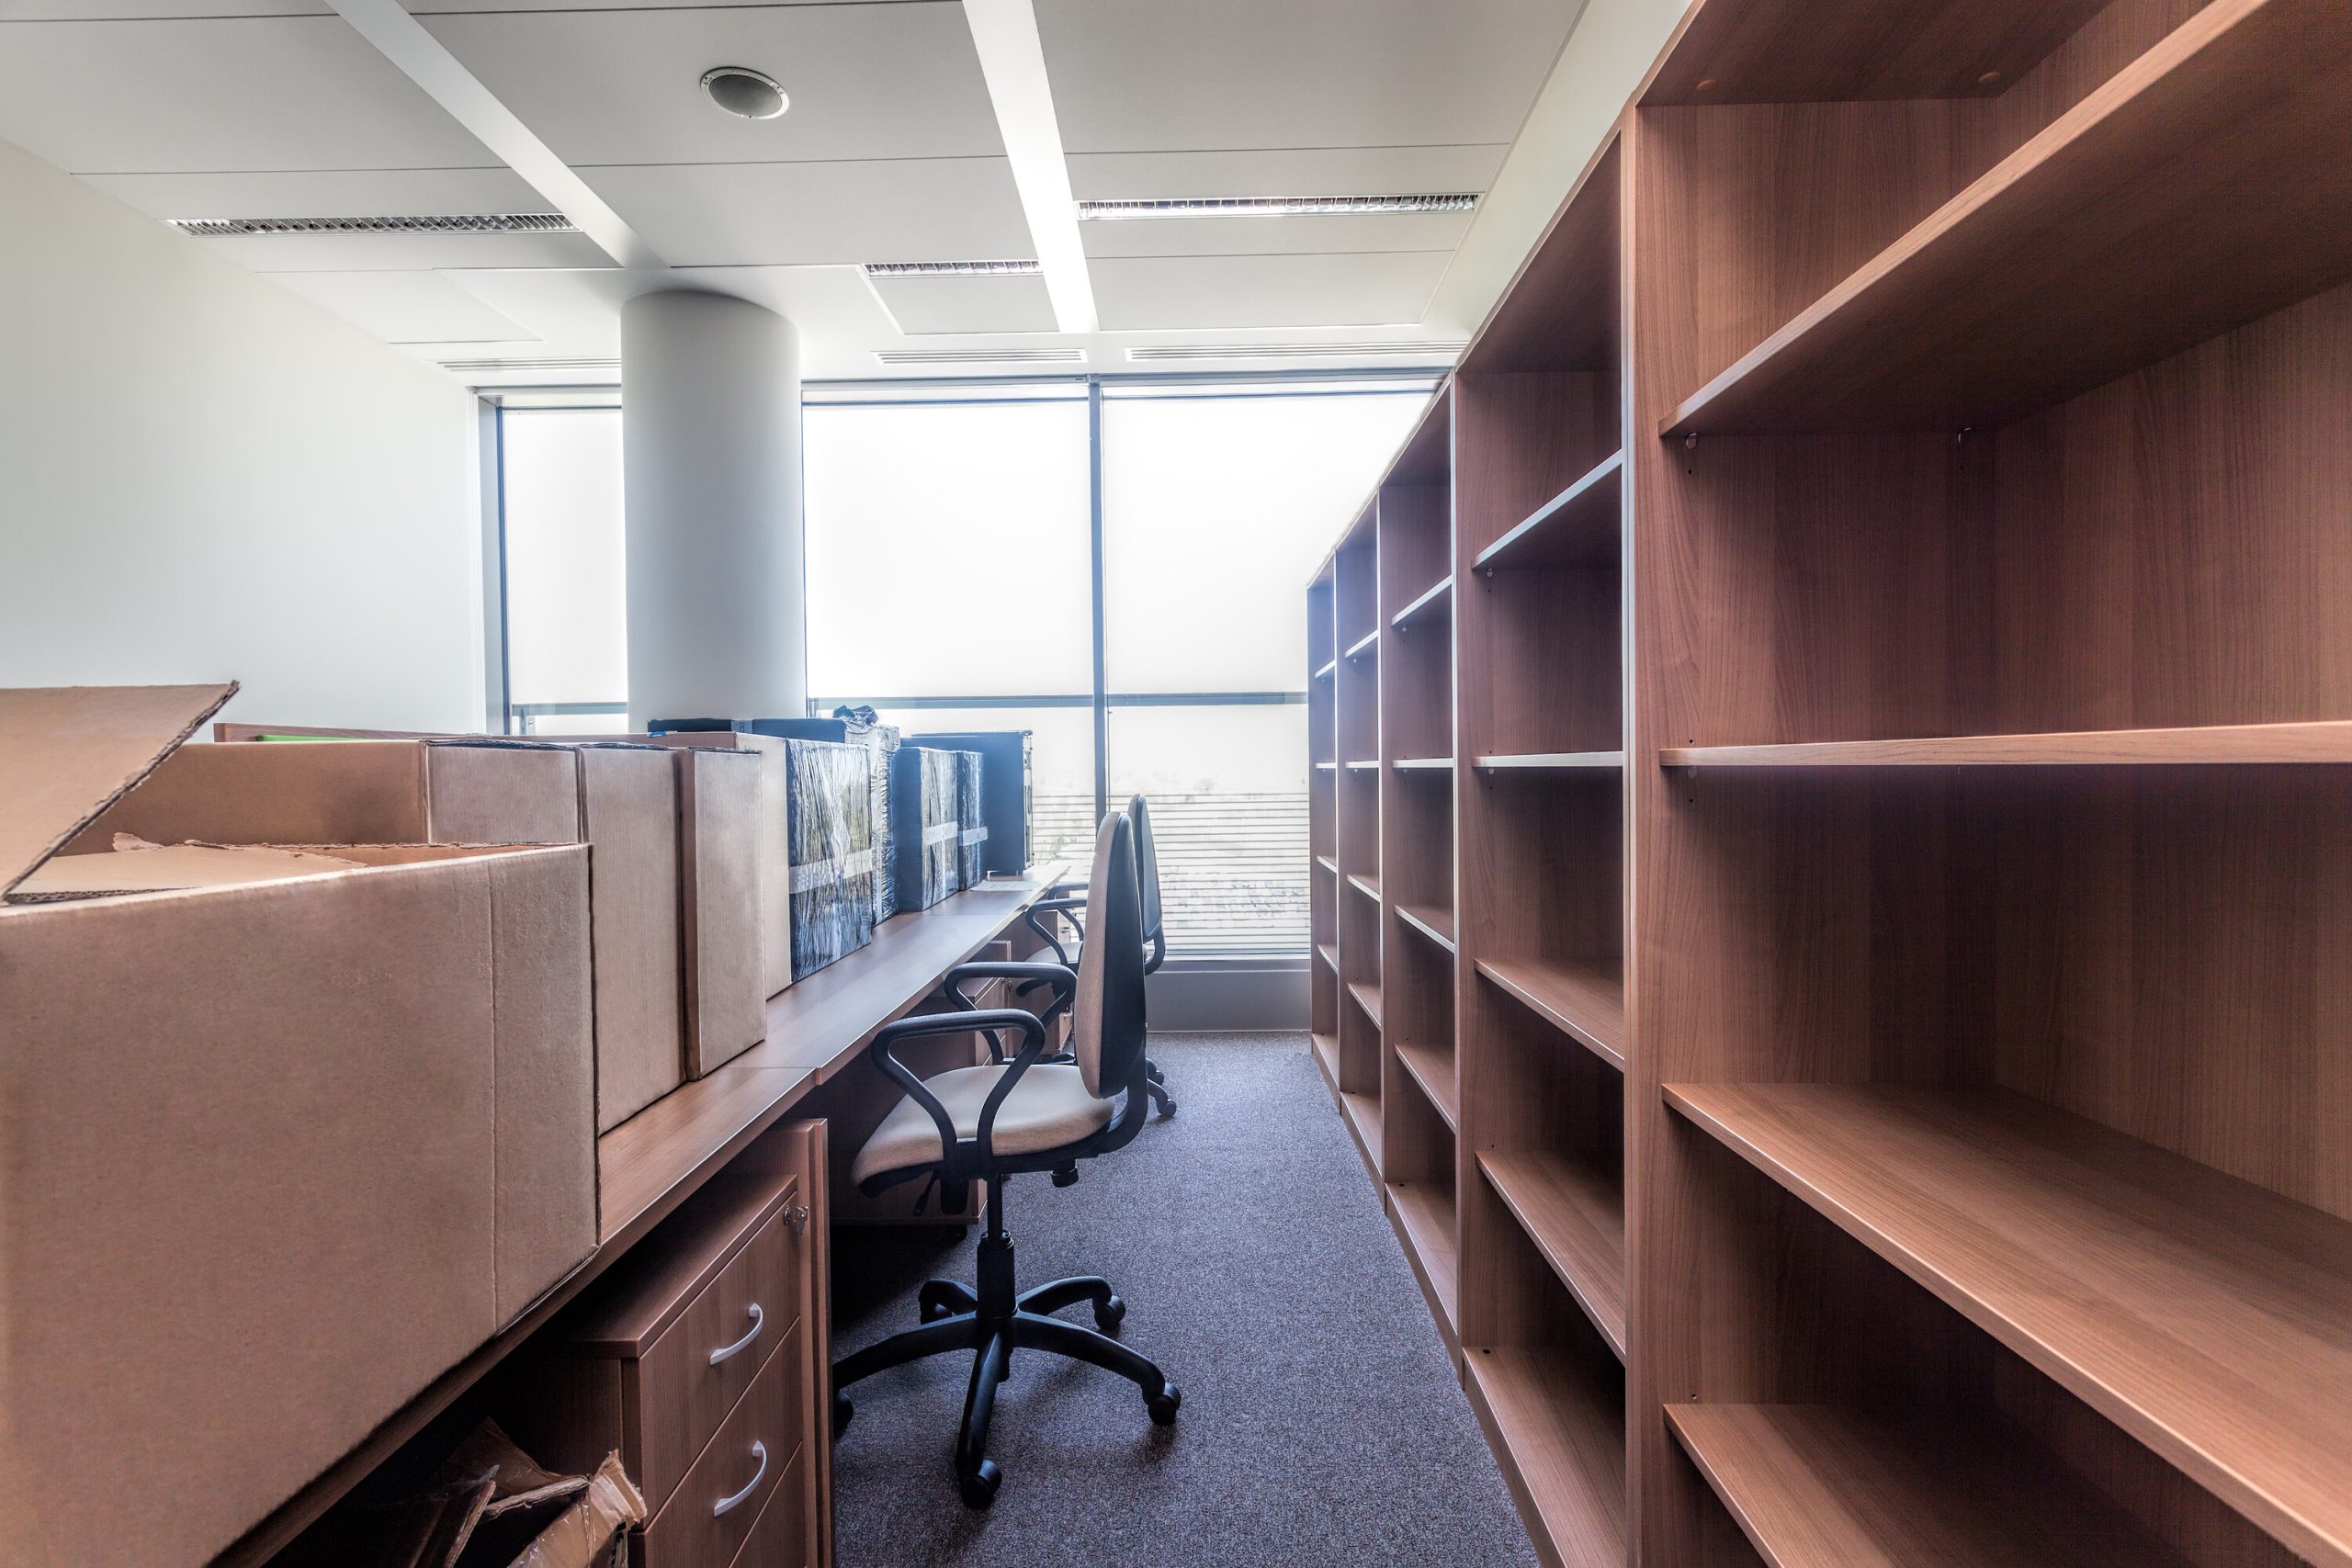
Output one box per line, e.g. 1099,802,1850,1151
1429,0,1693,334
0,139,485,733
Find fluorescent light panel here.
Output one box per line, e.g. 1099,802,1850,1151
961,0,1097,333
170,214,575,238
1079,194,1480,220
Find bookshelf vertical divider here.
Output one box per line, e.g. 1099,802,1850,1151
1306,4,2352,1566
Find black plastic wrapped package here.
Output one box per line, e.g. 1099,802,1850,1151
785,738,876,979
889,746,961,911
953,750,989,889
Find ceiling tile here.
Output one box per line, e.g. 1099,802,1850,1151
409,0,887,9
79,166,544,220
1066,145,1510,203
1078,209,1476,260
1091,251,1451,332
867,271,1054,334
582,157,1030,267
1035,0,1576,152
1,0,325,14
265,269,536,343
436,266,637,356
419,2,1002,167
0,17,492,173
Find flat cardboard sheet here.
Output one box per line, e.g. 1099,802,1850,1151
10,839,361,900
0,682,235,893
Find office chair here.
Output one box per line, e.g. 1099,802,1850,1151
1022,793,1175,1117
831,810,1181,1507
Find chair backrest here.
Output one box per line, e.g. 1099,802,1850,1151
1069,809,1148,1100
1125,793,1166,976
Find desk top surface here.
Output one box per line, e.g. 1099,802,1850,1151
598,859,1064,1246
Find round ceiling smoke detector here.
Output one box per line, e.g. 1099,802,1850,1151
701,66,788,119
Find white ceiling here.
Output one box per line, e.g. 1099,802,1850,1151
0,0,1601,381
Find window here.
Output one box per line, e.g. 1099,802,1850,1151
1100,383,1431,955
493,374,1439,952
498,408,628,732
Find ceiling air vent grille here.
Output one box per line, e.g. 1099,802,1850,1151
875,347,1085,366
168,213,577,238
863,260,1041,277
1125,341,1465,363
437,356,620,374
1078,194,1478,220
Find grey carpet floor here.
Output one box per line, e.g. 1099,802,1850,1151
828,1032,1541,1568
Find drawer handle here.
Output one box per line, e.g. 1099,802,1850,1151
709,1302,764,1366
713,1440,768,1517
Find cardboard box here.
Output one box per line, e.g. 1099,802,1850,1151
673,746,763,1076
89,735,772,1122
0,684,597,1568
619,730,791,1001
84,738,669,1126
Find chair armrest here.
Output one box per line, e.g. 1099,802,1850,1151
943,960,1076,1061
1023,902,1084,966
1044,881,1087,900
865,1006,1049,1169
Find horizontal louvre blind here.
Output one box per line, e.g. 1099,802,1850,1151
1036,792,1309,958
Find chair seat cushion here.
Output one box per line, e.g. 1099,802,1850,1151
850,1063,1113,1185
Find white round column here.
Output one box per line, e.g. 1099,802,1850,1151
620,289,806,727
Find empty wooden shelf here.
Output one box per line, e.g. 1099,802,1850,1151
1666,1081,2352,1566
1662,1,2352,434
1346,980,1384,1031
1391,756,1454,772
1669,1404,2199,1568
1396,903,1455,952
1387,1179,1460,1330
1660,719,2352,768
1462,1348,1627,1568
1474,751,1623,773
1344,629,1380,661
1479,1151,1625,1359
1472,452,1623,572
1394,1038,1459,1129
1391,577,1453,629
1314,942,1338,971
1347,872,1381,901
1476,958,1625,1069
1338,1089,1383,1176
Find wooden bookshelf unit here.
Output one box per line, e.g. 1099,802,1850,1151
1303,3,2352,1564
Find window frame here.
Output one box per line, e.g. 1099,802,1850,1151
487,367,1445,958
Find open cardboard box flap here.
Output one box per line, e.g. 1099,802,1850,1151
0,682,236,897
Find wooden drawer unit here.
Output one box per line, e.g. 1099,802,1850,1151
638,1322,800,1568
506,1120,831,1568
729,1440,810,1568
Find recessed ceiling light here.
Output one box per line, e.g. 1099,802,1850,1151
701,65,788,119
1076,194,1478,220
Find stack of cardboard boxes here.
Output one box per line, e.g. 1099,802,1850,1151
0,686,797,1567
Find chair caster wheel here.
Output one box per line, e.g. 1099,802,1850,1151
832,1393,854,1438
1094,1294,1126,1333
1146,1382,1182,1425
1159,1099,1177,1119
957,1459,1001,1508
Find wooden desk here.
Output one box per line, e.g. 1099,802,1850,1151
216,865,1064,1568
